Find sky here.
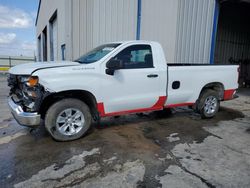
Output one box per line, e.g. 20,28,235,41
0,0,39,57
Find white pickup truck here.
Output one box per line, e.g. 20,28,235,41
8,41,239,141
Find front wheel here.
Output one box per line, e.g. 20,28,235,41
198,89,220,119
45,98,92,141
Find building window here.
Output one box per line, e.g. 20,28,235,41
42,26,47,61
37,35,41,61
61,44,66,60
49,11,58,61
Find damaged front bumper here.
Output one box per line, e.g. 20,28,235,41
8,96,41,127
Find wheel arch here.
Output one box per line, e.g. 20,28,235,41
199,82,225,101
39,90,99,120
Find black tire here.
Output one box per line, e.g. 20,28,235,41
198,89,220,119
45,98,92,141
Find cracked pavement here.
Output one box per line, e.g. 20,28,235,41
0,73,250,188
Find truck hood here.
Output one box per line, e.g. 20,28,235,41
8,61,80,75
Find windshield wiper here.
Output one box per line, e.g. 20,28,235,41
74,60,95,64
74,60,83,63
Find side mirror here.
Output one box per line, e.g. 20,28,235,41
106,59,123,75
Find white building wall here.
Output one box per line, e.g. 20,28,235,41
140,0,215,64
175,0,215,64
36,0,67,61
140,0,179,64
36,0,216,64
71,0,137,60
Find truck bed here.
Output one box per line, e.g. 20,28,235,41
165,64,239,106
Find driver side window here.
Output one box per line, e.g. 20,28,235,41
113,45,154,69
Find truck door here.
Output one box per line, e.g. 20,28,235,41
99,44,165,116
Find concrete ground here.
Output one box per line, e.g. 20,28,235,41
0,73,250,188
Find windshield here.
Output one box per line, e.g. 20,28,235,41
74,43,121,64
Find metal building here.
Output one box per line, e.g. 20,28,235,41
36,0,250,85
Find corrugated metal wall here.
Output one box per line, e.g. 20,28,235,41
37,0,218,63
140,0,179,63
175,0,215,64
214,2,250,64
215,24,250,64
71,0,137,60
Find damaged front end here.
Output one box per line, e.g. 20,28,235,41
7,74,49,127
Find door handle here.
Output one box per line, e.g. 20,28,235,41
147,74,158,78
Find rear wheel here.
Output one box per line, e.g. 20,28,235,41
198,89,220,119
45,98,92,141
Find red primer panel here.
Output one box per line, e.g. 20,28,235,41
223,89,235,100
97,96,167,117
165,103,195,108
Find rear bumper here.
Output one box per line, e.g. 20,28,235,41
223,89,238,101
8,97,41,127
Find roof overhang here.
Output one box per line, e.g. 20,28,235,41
35,0,41,26
219,0,250,3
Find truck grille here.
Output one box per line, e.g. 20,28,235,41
7,74,17,93
7,74,23,99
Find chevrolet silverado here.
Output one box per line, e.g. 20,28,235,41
7,41,238,141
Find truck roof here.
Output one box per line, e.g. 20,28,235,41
108,40,159,46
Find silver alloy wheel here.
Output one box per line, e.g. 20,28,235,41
204,96,218,115
56,108,85,136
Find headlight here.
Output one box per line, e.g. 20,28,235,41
26,89,38,98
26,76,39,87
18,75,39,87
